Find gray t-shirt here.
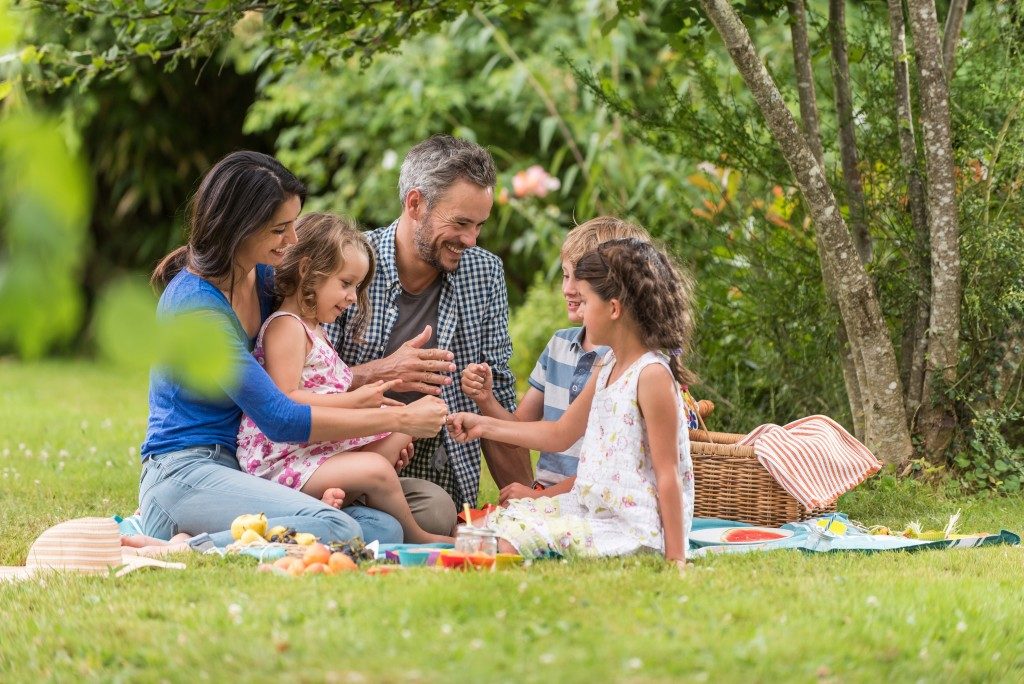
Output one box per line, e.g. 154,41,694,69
383,276,443,404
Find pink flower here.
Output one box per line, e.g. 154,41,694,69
278,466,302,490
512,165,560,198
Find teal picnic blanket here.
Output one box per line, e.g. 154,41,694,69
689,513,1019,558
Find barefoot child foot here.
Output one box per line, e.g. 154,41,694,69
320,487,345,508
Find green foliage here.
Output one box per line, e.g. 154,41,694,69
95,278,237,396
0,112,90,358
20,0,516,91
953,409,1024,494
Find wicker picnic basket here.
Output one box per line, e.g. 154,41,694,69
687,401,837,528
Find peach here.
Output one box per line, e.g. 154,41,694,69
328,552,358,573
303,543,331,567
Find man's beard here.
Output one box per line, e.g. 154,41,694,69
413,213,457,273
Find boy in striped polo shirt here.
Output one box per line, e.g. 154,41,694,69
461,217,652,502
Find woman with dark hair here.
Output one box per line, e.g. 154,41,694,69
135,151,449,551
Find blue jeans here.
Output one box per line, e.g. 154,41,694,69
139,445,402,547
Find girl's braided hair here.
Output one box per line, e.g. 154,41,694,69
574,238,697,387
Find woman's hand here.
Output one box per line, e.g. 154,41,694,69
670,558,687,576
460,363,493,402
446,412,486,443
400,396,450,438
345,379,404,408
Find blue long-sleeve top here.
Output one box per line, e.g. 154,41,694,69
140,265,312,459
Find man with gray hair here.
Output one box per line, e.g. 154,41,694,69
325,135,532,529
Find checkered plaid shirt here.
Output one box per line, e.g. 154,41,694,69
323,221,518,506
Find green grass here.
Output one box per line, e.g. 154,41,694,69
2,358,1023,682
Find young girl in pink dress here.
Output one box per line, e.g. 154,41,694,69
448,238,695,570
237,213,451,544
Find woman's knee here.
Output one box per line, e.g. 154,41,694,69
310,508,363,543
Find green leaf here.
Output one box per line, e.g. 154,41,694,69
600,12,621,36
539,116,557,154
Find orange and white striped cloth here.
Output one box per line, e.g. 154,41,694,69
737,415,882,510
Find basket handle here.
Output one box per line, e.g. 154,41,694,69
684,392,718,445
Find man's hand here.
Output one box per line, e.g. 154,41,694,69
446,412,486,443
383,325,457,395
346,379,404,408
460,362,493,401
498,482,540,505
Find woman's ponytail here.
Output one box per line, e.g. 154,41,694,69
150,245,191,291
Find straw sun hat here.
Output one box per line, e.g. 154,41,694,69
0,517,185,583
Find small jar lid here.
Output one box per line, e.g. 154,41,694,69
457,524,497,538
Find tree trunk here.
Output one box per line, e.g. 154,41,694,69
886,0,931,420
907,0,962,459
700,0,914,465
992,323,1024,409
829,0,872,265
788,0,826,167
787,0,866,441
942,0,969,79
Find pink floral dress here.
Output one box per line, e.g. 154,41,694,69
236,311,389,490
488,351,695,559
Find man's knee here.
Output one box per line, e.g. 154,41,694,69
401,477,457,536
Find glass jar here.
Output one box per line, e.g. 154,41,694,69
455,524,498,556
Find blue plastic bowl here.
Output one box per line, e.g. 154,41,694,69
398,548,435,567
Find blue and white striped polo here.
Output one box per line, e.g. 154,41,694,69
527,327,609,487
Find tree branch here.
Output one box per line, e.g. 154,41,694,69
829,0,872,266
942,0,969,79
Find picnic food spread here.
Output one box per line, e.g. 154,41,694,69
228,512,524,576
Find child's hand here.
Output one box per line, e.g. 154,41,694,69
394,437,414,472
499,482,540,505
348,379,403,409
446,412,485,443
460,363,493,401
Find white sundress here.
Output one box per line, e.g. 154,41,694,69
236,311,389,490
489,351,695,559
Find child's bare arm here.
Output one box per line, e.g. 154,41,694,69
448,372,595,452
262,317,402,409
637,364,686,565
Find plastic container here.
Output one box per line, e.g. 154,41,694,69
454,524,498,556
397,548,434,567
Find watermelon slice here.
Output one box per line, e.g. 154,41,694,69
721,528,789,543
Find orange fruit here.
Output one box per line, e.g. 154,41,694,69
328,552,358,573
285,558,306,577
273,557,294,571
304,562,327,575
303,543,331,567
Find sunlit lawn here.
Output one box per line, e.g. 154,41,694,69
1,358,1022,682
